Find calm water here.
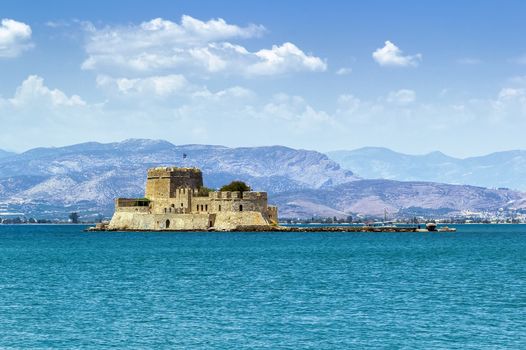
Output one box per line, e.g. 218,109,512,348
0,225,525,349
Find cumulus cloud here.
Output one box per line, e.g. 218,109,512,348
82,15,326,77
372,41,421,67
9,75,85,107
387,89,416,105
0,18,33,57
0,76,93,150
247,42,327,76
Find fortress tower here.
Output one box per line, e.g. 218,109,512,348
145,167,203,199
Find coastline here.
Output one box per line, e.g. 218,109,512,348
87,224,425,233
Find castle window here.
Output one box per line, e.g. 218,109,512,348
181,203,183,207
205,205,208,211
218,205,221,212
165,219,170,228
239,204,243,212
171,204,175,208
196,205,199,211
164,208,167,213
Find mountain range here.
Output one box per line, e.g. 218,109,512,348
0,139,356,218
0,140,525,219
273,180,523,218
327,147,526,191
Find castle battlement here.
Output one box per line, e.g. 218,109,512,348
145,166,203,199
109,166,278,231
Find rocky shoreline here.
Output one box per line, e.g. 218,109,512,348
87,223,421,233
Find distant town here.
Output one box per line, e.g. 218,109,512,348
3,207,526,225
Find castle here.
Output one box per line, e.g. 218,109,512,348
107,167,278,231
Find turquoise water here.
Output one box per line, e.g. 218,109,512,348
1,225,525,349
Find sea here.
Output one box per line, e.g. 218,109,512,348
0,224,524,349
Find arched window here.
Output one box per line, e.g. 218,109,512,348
165,219,170,228
239,204,243,212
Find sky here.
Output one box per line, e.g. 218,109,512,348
1,0,526,157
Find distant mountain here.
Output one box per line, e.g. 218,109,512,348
1,140,525,220
0,150,15,159
0,139,356,218
327,147,526,191
274,179,524,218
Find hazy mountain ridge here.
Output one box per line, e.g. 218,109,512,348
273,179,523,218
327,147,526,191
0,139,357,217
0,150,15,159
1,140,525,219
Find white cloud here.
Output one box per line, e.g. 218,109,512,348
96,74,189,96
262,94,332,125
372,41,421,67
497,88,525,100
387,89,416,105
247,42,327,76
336,67,352,75
0,18,33,58
82,16,326,77
9,75,85,107
0,76,94,151
337,94,361,113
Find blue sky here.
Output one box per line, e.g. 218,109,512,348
1,0,526,156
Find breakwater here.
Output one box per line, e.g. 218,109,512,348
88,224,419,233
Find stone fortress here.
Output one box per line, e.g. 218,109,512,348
107,167,278,231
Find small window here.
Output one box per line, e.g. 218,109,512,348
239,204,243,212
205,204,208,211
164,208,167,213
218,205,221,212
165,219,170,228
181,203,183,207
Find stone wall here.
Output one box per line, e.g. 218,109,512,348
108,212,211,231
150,188,192,214
108,211,268,231
208,191,268,214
